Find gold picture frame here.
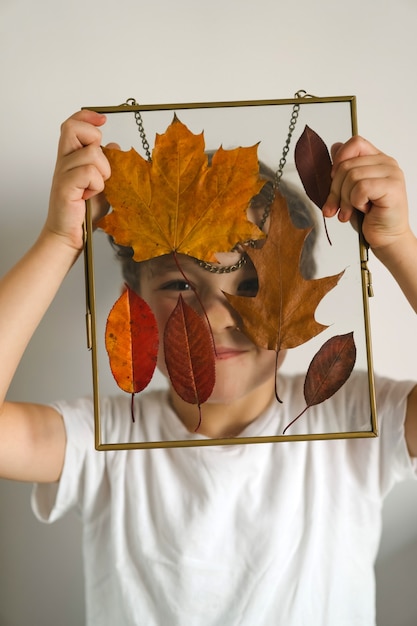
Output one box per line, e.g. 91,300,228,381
83,93,377,450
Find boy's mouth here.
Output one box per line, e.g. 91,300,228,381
214,346,249,360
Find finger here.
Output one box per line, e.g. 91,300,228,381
58,110,107,158
58,143,111,182
337,158,397,201
336,166,404,225
324,153,396,218
105,141,121,150
344,175,403,214
82,173,107,200
90,192,111,224
324,166,377,221
324,137,380,217
54,163,107,205
331,135,380,172
50,144,111,217
330,142,343,162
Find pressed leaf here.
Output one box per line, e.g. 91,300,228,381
164,295,216,408
282,332,357,434
97,116,265,263
304,331,356,406
224,190,343,352
105,287,159,394
294,125,333,244
295,125,333,208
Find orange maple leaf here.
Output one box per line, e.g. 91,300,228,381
97,116,265,263
224,190,344,351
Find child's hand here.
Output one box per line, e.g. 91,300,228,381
322,136,410,255
45,110,111,251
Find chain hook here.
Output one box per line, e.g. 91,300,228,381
124,97,152,161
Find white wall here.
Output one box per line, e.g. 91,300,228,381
1,0,417,624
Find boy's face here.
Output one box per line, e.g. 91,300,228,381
139,253,279,408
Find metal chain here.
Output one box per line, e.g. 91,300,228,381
258,89,307,230
274,90,306,188
195,256,246,273
125,98,152,161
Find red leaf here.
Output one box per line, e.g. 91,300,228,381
164,295,216,407
295,125,333,208
105,287,159,394
283,332,356,434
304,331,356,407
294,125,333,244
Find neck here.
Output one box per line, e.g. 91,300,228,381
169,377,276,438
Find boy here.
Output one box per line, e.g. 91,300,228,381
0,109,416,625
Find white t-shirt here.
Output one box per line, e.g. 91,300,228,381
32,373,417,626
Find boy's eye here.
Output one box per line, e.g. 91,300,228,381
160,280,192,292
237,277,259,297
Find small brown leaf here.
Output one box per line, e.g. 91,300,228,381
164,295,216,411
294,125,333,244
282,331,356,434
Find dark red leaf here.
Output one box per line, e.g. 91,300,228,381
105,286,159,394
164,295,216,407
294,125,333,244
303,331,356,407
295,125,333,208
282,332,356,434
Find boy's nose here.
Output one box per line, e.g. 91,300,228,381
201,291,240,333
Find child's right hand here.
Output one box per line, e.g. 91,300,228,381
44,110,112,252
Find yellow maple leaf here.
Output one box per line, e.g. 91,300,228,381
97,116,265,263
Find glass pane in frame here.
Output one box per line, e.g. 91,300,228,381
83,95,377,450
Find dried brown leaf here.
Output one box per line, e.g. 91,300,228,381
225,191,343,352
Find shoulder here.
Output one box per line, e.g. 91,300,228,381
53,387,173,445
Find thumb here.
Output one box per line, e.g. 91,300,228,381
105,142,121,150
330,142,343,162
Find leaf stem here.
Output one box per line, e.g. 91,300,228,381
323,216,332,246
282,406,308,435
194,404,203,432
131,393,136,423
274,350,283,403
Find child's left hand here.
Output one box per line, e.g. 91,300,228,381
322,136,410,255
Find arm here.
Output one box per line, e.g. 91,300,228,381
322,136,417,457
0,110,110,482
